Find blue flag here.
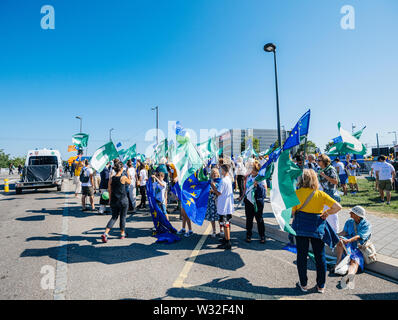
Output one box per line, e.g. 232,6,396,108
180,171,212,226
258,148,281,179
146,177,180,243
283,110,311,151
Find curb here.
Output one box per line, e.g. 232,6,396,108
231,213,398,281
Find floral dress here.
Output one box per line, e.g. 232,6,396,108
205,183,219,222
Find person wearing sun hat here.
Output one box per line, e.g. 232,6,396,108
334,205,372,289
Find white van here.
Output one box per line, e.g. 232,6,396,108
16,148,63,194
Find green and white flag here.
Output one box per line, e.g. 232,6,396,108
154,139,168,164
173,141,204,188
119,144,136,164
90,141,119,172
328,123,367,156
197,137,217,160
270,150,303,235
72,133,89,148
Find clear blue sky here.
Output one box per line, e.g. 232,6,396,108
1,0,397,159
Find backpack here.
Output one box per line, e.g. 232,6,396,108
80,167,90,183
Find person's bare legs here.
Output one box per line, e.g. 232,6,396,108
211,221,216,233
90,195,95,210
335,240,345,265
386,191,391,203
379,188,385,201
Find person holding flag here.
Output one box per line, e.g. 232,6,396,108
238,161,267,244
205,168,221,238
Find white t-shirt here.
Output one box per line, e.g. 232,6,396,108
216,175,234,216
81,167,93,187
335,162,346,175
376,162,395,180
347,164,359,176
236,162,246,176
127,167,136,186
139,169,148,186
371,162,381,176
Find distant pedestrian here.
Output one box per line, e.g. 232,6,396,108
334,158,348,196
80,160,96,211
98,162,111,214
138,163,148,209
347,160,360,193
305,154,319,172
371,157,382,191
126,160,137,213
101,161,131,243
73,161,84,197
375,155,396,205
9,163,14,175
235,157,246,198
317,154,340,232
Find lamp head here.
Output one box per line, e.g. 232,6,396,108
264,43,276,52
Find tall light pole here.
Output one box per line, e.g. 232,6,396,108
109,128,114,142
75,116,82,133
264,43,282,148
151,106,159,146
388,131,397,146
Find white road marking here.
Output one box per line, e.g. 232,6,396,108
173,224,212,288
53,181,69,300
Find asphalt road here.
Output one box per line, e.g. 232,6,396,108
0,178,397,300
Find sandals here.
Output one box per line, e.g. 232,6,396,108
260,237,266,244
245,237,252,243
340,274,355,289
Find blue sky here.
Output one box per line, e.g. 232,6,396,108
1,0,397,159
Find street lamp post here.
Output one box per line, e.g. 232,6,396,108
75,116,82,133
264,43,282,148
109,128,114,142
388,131,397,146
151,106,159,146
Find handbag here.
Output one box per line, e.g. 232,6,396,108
354,223,377,265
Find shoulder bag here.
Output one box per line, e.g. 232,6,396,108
354,222,377,264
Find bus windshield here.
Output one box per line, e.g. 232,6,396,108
28,156,58,166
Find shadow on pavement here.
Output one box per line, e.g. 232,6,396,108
20,242,169,265
161,277,305,300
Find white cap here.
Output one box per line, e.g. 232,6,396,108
350,205,366,219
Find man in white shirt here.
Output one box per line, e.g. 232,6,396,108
127,160,137,212
375,155,396,205
371,158,382,191
80,160,96,211
334,158,348,196
211,164,234,250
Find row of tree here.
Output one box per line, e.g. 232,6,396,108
0,149,26,168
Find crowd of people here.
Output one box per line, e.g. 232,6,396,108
66,151,397,294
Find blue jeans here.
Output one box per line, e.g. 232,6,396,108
296,236,326,289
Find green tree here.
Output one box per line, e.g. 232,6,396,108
0,149,11,168
324,141,334,153
297,140,317,154
241,136,260,153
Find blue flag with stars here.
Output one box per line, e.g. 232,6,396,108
146,177,180,243
283,110,311,151
180,170,212,226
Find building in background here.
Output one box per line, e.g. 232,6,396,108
218,128,288,158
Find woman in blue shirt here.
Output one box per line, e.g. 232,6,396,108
334,205,372,289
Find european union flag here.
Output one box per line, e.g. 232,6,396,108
146,177,180,243
331,136,343,145
283,110,311,151
181,170,212,226
258,148,281,180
